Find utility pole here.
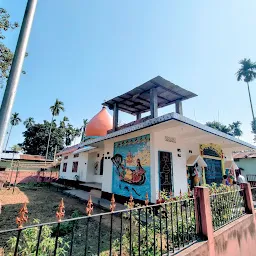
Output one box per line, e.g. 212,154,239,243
0,0,38,158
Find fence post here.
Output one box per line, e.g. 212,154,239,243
194,186,215,256
243,183,254,214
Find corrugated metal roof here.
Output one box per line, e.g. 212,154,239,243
233,151,256,159
20,154,45,161
73,146,96,154
56,144,82,156
103,76,197,115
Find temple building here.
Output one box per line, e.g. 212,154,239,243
57,76,256,203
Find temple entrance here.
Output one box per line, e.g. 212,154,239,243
159,151,173,192
204,158,223,185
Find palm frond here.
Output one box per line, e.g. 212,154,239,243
237,58,256,83
50,99,65,116
10,112,22,126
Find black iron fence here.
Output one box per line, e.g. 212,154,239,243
0,196,198,256
210,188,246,231
247,175,256,187
251,186,256,204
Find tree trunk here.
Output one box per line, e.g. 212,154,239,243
5,125,13,152
45,115,54,160
247,82,255,120
8,152,15,189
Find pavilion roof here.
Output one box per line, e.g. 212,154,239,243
102,76,197,115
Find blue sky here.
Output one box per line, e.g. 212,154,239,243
2,0,256,148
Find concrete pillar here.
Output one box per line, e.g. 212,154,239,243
175,100,183,115
113,103,119,131
150,88,158,118
194,186,215,256
136,113,141,120
243,183,254,214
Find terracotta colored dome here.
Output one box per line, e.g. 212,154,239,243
86,106,113,136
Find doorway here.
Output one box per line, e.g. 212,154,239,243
204,158,223,185
158,151,173,192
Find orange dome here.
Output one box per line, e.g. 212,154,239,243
86,106,113,136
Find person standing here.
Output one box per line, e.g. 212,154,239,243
237,170,246,185
193,164,201,187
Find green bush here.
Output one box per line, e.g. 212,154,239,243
208,183,244,230
52,210,82,237
6,219,69,256
112,191,196,256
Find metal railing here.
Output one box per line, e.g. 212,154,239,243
247,175,256,187
210,188,246,231
251,186,256,205
0,195,198,256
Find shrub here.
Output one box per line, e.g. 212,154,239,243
208,183,244,229
52,210,82,237
6,219,69,256
112,192,196,255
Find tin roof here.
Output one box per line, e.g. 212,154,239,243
56,144,82,156
233,151,256,159
103,76,197,115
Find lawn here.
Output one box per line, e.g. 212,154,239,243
0,184,122,255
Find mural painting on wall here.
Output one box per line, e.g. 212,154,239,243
200,143,224,185
111,134,151,200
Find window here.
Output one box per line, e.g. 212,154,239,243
64,156,68,160
100,157,104,175
63,163,67,172
72,162,78,172
74,153,79,158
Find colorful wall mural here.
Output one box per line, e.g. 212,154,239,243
111,134,151,201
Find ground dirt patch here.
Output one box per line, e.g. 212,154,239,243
0,184,123,255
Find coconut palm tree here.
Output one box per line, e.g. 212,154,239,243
45,99,65,159
73,128,81,141
59,116,69,129
5,112,22,151
81,119,88,142
229,121,243,138
23,117,35,129
236,58,256,120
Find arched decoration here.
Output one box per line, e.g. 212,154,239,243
200,143,223,158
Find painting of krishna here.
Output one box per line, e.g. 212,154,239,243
111,134,151,200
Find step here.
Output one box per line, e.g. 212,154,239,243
90,189,102,198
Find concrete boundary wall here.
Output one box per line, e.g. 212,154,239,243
180,215,256,256
0,170,59,184
180,184,256,256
